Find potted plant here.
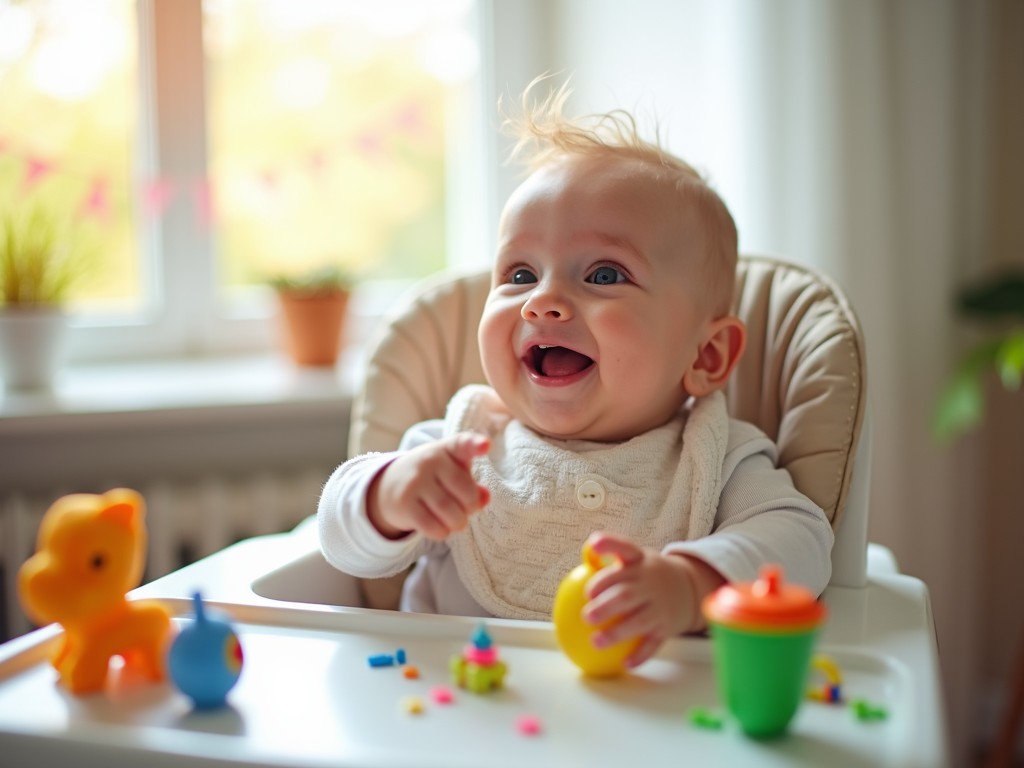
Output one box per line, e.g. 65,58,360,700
269,266,354,367
0,208,90,391
932,272,1024,768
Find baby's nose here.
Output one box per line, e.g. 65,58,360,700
521,281,572,321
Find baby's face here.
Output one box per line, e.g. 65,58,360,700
479,154,716,442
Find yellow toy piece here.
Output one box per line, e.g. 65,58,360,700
553,542,639,677
807,654,844,703
18,489,173,695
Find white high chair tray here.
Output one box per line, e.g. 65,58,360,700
1,597,918,768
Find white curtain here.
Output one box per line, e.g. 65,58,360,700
484,0,1021,763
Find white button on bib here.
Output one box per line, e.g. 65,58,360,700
576,478,606,510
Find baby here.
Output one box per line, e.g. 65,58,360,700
318,82,833,668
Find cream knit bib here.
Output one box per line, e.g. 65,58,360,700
444,385,731,620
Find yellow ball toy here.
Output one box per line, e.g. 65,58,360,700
553,541,639,677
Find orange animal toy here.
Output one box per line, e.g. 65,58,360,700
18,488,173,695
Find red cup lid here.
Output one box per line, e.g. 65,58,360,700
702,565,826,631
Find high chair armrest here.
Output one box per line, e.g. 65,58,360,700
868,542,900,575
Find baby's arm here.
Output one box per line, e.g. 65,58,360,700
368,432,491,540
667,423,834,596
582,532,723,668
318,423,489,577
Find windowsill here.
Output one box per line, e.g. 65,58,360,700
0,352,359,493
0,352,359,429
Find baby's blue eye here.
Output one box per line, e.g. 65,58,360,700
511,268,537,284
587,266,625,285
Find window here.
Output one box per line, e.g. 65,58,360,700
0,0,486,362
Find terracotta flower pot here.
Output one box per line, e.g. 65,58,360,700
276,290,350,367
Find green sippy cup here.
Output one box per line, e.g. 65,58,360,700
701,565,827,738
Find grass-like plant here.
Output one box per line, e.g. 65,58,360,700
933,271,1024,439
0,208,89,306
268,266,354,297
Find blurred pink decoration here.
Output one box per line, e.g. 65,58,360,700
307,149,328,175
22,157,53,191
141,178,177,219
394,103,426,139
354,132,383,159
80,176,111,222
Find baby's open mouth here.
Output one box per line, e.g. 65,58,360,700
527,345,595,378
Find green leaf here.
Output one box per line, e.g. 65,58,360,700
933,369,985,441
960,337,1004,375
0,207,93,306
933,373,985,440
958,272,1024,319
268,265,353,295
996,331,1024,391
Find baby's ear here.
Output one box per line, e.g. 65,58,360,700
683,316,747,397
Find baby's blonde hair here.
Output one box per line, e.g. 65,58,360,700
501,77,738,315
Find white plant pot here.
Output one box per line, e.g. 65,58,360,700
0,307,69,392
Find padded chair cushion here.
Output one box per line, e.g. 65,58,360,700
348,269,488,456
347,256,867,606
726,257,866,530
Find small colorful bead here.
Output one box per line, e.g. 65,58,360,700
400,696,425,715
430,685,454,704
687,707,724,730
851,698,888,721
516,714,542,736
463,645,499,665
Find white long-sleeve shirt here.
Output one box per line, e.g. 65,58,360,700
318,390,833,619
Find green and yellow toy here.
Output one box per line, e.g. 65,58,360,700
450,623,507,693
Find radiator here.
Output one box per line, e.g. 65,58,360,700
1,467,330,643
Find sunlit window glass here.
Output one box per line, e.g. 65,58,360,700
0,0,139,313
202,0,479,296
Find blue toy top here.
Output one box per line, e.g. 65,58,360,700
471,623,493,650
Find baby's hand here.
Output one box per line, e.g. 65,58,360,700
368,432,491,541
581,532,723,668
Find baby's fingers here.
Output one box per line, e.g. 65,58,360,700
446,432,491,468
414,435,490,537
625,634,664,668
426,478,487,536
585,582,649,640
589,599,662,656
413,501,460,541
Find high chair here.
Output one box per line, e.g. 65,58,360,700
344,254,876,610
0,256,949,768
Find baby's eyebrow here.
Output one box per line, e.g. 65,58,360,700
570,232,647,263
497,233,542,254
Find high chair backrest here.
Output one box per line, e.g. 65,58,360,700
348,255,869,607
